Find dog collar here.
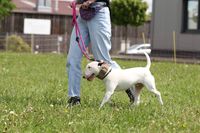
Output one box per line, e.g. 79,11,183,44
102,68,112,79
97,63,112,80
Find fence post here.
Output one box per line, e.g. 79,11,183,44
31,34,34,54
64,32,68,54
57,36,63,54
5,33,9,52
142,32,146,44
173,31,177,64
57,41,61,54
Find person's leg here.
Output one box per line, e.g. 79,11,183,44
87,7,120,69
66,16,90,105
87,7,134,102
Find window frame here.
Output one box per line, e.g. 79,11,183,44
182,0,200,33
44,0,51,7
38,0,51,7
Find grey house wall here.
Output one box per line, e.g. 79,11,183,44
151,0,200,53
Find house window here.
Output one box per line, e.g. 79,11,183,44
183,0,200,32
38,0,51,7
37,0,51,12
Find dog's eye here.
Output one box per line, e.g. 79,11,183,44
88,66,91,69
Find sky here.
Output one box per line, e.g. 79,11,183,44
143,0,153,13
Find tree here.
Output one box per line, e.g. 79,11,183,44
110,0,148,53
0,0,15,20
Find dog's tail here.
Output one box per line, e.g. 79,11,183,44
144,52,151,69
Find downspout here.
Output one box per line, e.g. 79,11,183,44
151,0,156,50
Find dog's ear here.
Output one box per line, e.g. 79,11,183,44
98,61,104,66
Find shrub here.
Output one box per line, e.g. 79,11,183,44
6,35,31,52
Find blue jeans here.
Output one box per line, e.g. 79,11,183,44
67,7,120,97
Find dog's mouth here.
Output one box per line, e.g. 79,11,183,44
83,73,95,81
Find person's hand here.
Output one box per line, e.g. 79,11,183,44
81,0,95,9
69,2,74,8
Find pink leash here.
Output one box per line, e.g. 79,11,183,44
71,2,94,61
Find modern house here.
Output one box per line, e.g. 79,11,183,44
151,0,200,58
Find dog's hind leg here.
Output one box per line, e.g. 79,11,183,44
144,76,163,105
132,83,143,105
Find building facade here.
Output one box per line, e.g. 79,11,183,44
0,0,74,35
152,0,200,58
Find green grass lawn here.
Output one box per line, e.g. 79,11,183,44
0,52,200,132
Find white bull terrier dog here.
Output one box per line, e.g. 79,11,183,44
83,52,163,109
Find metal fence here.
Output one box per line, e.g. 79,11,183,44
111,23,150,54
1,32,200,64
0,22,151,55
0,33,69,54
